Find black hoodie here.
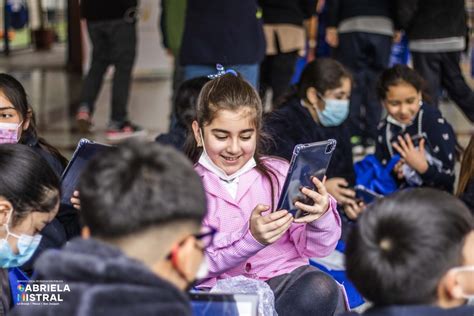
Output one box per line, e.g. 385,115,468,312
9,238,192,316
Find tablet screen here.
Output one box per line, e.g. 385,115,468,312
276,139,337,218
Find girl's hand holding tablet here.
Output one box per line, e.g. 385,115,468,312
250,204,294,245
293,176,330,224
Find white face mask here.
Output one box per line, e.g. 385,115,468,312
0,121,22,144
195,255,209,280
450,266,474,300
197,129,256,182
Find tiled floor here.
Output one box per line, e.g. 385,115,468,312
0,44,472,159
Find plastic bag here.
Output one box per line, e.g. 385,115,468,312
211,276,278,316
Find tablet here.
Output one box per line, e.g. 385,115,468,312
354,185,383,204
60,139,110,206
276,139,337,218
189,292,259,316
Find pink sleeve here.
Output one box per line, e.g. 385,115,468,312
288,196,342,258
203,220,266,277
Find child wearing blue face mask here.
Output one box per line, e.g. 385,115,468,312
264,58,364,222
0,144,61,314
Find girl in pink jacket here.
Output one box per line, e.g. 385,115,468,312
186,72,344,315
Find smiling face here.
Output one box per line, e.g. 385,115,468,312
383,82,422,125
193,108,257,175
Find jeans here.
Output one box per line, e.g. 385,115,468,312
183,64,260,89
79,19,137,124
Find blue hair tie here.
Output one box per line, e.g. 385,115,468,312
208,64,238,79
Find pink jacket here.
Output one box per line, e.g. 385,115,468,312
196,157,342,288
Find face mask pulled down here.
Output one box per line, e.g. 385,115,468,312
197,129,256,183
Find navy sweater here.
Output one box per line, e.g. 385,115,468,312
375,104,456,193
263,97,355,185
396,0,467,40
180,0,265,65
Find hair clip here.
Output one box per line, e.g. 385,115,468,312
207,64,238,79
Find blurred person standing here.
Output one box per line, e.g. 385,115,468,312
258,0,317,108
326,0,399,154
160,0,186,108
179,0,265,88
76,0,145,141
397,0,474,123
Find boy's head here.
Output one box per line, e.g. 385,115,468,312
79,140,208,289
346,188,474,308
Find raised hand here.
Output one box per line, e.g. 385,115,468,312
392,134,428,174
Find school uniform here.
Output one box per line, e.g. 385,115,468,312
196,156,341,287
195,156,345,314
375,103,456,192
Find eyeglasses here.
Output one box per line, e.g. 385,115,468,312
166,226,217,260
194,226,217,250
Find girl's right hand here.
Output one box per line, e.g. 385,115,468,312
249,204,293,245
71,190,81,210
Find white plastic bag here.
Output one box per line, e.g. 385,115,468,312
211,276,278,316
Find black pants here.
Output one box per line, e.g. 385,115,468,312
335,32,392,141
266,265,346,316
260,51,299,109
412,51,474,122
79,19,137,124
